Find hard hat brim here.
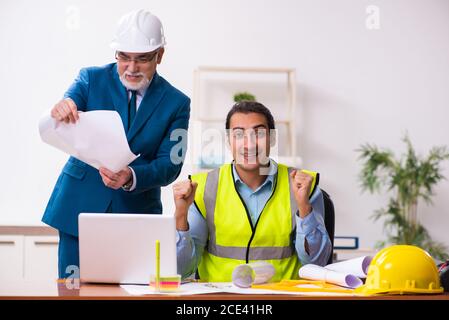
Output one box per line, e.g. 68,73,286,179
355,285,444,295
110,41,163,53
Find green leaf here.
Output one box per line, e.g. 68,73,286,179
357,133,449,259
233,92,257,102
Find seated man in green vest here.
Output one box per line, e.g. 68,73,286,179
173,101,332,281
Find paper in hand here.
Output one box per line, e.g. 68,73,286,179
39,110,139,172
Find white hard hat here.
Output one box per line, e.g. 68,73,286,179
110,9,166,53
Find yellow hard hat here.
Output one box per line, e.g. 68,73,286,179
356,245,443,295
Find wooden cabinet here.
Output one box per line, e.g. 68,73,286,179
24,236,59,280
0,235,24,281
0,227,58,283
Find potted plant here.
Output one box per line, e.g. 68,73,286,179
233,92,256,103
357,134,449,260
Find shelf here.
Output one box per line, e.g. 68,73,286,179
197,66,295,74
192,66,298,171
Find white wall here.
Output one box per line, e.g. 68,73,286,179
1,0,448,250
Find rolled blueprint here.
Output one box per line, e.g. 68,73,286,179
325,256,373,278
232,262,276,288
299,264,363,288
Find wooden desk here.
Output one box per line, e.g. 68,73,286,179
1,280,448,300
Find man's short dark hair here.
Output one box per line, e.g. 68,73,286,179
225,101,275,130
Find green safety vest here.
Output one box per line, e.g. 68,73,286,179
190,162,319,282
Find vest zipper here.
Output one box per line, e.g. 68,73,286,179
231,165,278,263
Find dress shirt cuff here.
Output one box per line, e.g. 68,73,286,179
125,166,137,191
176,230,192,245
296,210,322,236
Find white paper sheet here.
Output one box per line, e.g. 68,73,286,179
121,282,362,296
325,256,373,278
299,264,363,288
120,283,224,296
39,110,139,172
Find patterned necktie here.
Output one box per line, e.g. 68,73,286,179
128,90,137,130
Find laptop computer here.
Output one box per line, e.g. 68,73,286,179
79,213,177,284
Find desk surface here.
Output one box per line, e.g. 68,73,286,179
1,280,448,300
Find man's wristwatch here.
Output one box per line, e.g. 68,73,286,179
122,176,133,191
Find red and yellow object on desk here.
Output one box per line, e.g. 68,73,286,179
149,275,181,292
149,240,181,292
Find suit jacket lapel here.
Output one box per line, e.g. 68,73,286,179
109,64,129,132
127,72,166,142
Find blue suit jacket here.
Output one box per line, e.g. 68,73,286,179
42,63,190,237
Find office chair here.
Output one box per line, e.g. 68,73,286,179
321,189,335,264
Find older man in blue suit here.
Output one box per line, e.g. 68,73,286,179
42,10,190,278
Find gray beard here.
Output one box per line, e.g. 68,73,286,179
117,70,151,91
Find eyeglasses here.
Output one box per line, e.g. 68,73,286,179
231,128,267,140
115,51,159,64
